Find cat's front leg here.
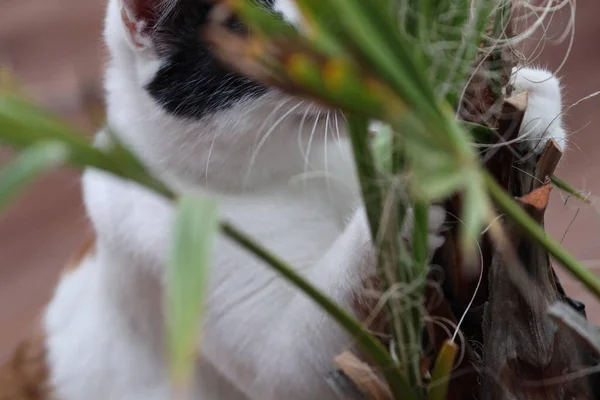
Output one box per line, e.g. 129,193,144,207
243,205,446,400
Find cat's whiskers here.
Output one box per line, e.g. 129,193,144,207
332,110,347,158
302,110,322,190
245,99,306,184
205,124,220,185
297,103,313,167
323,110,335,201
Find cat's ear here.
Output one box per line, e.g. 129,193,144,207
120,0,162,50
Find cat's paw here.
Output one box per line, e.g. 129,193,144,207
401,205,446,255
511,66,567,154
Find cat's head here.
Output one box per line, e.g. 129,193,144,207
108,0,298,120
103,0,331,189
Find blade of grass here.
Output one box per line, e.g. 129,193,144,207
412,202,429,274
167,196,219,388
550,175,591,204
0,94,172,198
0,141,68,210
347,115,384,238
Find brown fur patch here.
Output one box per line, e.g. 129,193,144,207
0,320,54,400
0,238,97,399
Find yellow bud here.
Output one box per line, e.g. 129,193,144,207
287,53,314,82
322,58,348,92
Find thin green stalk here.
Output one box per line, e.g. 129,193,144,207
347,115,384,237
347,115,412,383
220,222,416,399
412,202,429,274
551,175,591,204
407,201,429,383
348,117,424,386
484,172,600,299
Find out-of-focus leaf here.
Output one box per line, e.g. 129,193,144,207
0,94,173,198
461,176,489,256
0,142,68,211
372,122,394,173
167,196,219,386
0,66,28,100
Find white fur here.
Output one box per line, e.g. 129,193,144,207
511,66,567,153
43,2,568,399
273,0,303,26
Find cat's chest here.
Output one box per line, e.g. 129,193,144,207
216,184,357,269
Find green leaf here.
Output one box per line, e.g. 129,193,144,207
0,94,173,199
461,175,489,257
167,196,219,387
0,142,68,211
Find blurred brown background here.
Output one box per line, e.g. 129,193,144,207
0,0,599,363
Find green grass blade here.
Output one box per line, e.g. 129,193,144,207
0,142,68,211
550,175,591,204
167,196,219,387
347,115,384,239
0,94,172,198
412,202,429,274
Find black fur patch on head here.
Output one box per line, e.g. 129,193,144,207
145,0,276,119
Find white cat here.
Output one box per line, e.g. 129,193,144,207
15,1,569,399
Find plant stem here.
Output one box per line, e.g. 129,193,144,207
484,172,600,299
220,222,416,399
347,115,384,238
348,116,415,384
550,175,591,204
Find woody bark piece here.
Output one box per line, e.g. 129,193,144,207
516,183,552,224
327,370,367,400
535,140,563,188
531,142,572,302
486,91,529,192
331,352,392,400
481,183,591,399
499,91,528,139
